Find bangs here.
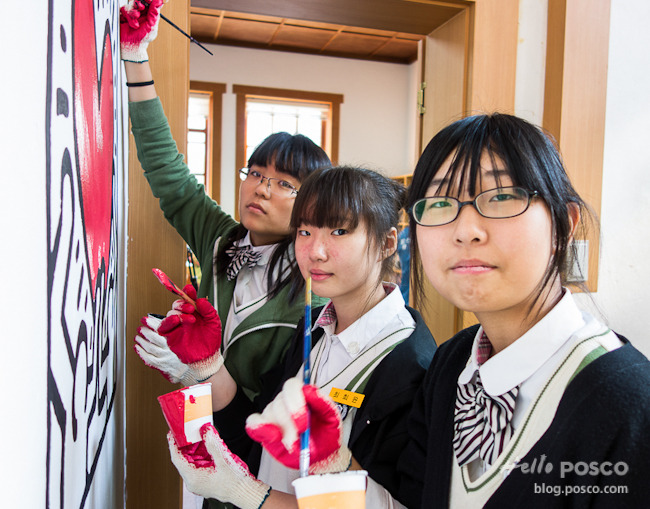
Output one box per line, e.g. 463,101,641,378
291,169,363,230
248,132,331,181
429,124,522,198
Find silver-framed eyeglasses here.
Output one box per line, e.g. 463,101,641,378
239,167,298,197
411,186,539,226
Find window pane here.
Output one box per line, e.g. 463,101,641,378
187,142,206,176
188,115,206,130
273,113,297,134
297,116,322,146
245,98,331,161
188,131,206,143
247,111,273,149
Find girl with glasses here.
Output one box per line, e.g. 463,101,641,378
165,166,437,509
401,113,649,507
395,113,650,507
121,1,330,419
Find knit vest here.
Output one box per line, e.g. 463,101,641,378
449,326,622,508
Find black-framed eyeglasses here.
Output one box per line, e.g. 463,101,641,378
411,186,539,226
239,167,298,197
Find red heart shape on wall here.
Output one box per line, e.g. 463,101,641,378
74,0,114,299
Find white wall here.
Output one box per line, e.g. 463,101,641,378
0,5,49,508
515,0,650,357
590,0,650,356
190,44,418,217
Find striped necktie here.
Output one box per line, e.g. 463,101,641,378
225,244,263,281
453,333,519,468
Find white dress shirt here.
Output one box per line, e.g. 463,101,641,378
257,283,416,499
222,232,282,350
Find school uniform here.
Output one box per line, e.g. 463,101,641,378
396,291,650,508
208,284,437,508
129,98,327,399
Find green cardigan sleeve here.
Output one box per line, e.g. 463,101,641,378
129,98,238,272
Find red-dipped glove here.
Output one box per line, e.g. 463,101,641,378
157,284,224,383
169,424,270,509
134,313,192,384
120,0,166,62
134,285,223,385
245,378,352,474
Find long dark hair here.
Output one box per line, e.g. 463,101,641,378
216,132,331,298
288,165,407,300
407,113,592,314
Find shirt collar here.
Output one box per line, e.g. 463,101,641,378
458,289,586,396
235,232,276,266
314,283,404,358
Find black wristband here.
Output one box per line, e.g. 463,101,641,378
126,80,154,87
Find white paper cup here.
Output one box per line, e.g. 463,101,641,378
158,382,213,447
292,470,367,509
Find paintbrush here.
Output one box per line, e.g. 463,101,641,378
152,267,196,306
142,0,214,55
299,277,312,477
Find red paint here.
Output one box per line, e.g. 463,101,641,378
189,395,196,404
157,389,189,447
152,268,196,305
74,0,114,298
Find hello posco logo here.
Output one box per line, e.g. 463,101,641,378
501,455,629,479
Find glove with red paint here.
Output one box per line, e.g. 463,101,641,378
120,0,167,62
134,313,191,384
245,378,352,474
169,424,270,509
159,284,224,381
134,284,223,385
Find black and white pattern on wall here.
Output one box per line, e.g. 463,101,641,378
46,0,121,507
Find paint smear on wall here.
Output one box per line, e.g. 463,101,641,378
46,0,123,506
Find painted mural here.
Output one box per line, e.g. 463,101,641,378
46,0,123,506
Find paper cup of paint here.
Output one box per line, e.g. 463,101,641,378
157,383,213,448
291,470,367,509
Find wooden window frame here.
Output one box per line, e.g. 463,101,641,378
189,81,227,203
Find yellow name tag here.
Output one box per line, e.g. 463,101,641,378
329,388,365,408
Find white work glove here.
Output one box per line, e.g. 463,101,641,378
168,424,271,509
245,378,352,474
134,301,224,386
120,0,167,62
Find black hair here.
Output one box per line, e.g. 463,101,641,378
407,113,592,316
288,165,407,300
215,132,331,299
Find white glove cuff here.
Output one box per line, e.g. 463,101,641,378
229,478,271,509
310,446,352,475
121,44,149,63
181,350,224,386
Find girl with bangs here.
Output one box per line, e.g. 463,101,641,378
166,166,437,509
399,113,650,507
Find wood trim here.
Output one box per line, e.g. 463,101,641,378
234,91,247,222
232,84,344,108
543,0,611,291
330,100,340,164
190,81,226,202
422,9,469,140
467,0,518,114
125,1,189,508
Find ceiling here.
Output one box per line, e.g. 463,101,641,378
189,0,466,64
